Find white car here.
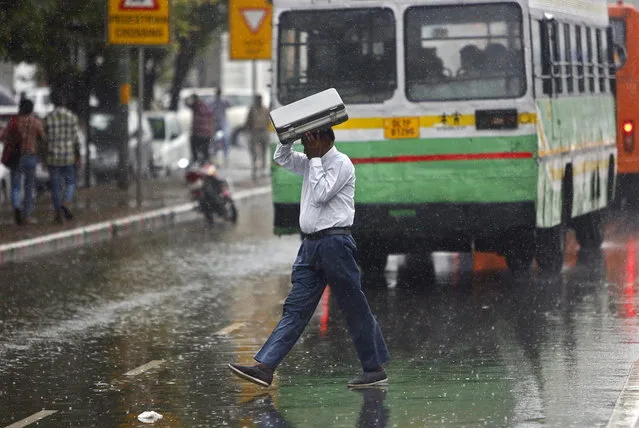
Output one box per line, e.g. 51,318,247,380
90,111,155,183
146,111,190,176
176,87,269,147
21,87,54,119
0,143,10,205
0,85,18,131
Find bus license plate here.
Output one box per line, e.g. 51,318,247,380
384,117,420,139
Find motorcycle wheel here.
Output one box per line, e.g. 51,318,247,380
225,199,238,224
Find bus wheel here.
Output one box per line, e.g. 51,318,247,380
573,212,604,251
357,240,388,275
502,228,535,273
535,225,565,275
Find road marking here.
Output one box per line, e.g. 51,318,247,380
234,186,271,200
607,359,639,428
4,410,58,428
124,359,166,376
215,322,246,335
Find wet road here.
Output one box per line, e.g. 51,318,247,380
2,196,639,427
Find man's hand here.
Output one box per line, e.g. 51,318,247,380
303,131,323,158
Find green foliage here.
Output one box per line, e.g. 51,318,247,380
1,0,227,107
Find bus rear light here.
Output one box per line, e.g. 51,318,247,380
623,120,635,153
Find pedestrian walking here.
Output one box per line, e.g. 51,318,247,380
228,128,390,388
43,92,81,224
188,94,215,164
0,98,45,225
245,95,271,180
210,88,231,166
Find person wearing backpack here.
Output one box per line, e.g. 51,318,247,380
0,98,45,225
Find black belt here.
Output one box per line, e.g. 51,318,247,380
303,227,351,240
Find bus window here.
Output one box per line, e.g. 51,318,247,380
277,8,396,105
610,18,628,69
405,3,525,102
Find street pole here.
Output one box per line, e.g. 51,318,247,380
137,47,144,208
252,59,257,100
117,47,130,190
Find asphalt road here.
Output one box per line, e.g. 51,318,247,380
2,195,639,427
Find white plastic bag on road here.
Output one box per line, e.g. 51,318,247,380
137,411,163,423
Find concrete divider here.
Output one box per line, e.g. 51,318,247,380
0,186,271,265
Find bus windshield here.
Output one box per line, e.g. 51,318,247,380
405,3,525,102
277,8,396,105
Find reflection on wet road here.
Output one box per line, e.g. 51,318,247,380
2,197,639,426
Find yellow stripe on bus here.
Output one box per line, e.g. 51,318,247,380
538,141,615,158
332,113,537,130
548,160,611,181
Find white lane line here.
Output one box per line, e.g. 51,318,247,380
215,322,246,335
124,359,166,376
4,410,58,428
234,186,271,200
607,359,639,428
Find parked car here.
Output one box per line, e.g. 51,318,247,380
21,87,54,119
0,85,18,131
176,87,269,147
146,111,190,176
90,110,154,183
0,143,10,205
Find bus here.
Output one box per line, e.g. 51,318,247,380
608,1,638,205
270,0,617,275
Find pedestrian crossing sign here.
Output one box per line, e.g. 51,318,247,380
107,0,170,45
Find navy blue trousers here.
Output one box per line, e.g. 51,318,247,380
254,234,390,371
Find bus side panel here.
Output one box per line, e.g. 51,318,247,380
535,94,616,228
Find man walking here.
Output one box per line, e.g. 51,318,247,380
43,92,81,224
244,95,271,180
210,88,231,166
228,128,390,388
189,94,214,163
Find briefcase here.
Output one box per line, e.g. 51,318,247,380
270,88,349,144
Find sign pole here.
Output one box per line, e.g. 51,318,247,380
252,59,257,104
137,46,144,208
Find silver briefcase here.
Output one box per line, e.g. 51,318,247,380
270,88,349,144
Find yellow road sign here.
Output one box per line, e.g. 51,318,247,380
107,0,170,45
229,0,272,60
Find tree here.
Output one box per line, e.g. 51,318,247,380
166,0,228,110
1,0,228,112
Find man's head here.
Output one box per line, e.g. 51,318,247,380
254,94,263,106
18,98,34,115
301,127,335,159
216,88,222,98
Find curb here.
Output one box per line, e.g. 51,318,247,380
0,186,271,265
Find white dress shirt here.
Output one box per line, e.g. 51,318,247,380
273,143,355,234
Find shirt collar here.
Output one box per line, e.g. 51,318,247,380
321,146,338,161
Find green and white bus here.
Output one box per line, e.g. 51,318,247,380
270,0,617,274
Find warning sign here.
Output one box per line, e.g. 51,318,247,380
229,0,272,60
241,9,267,34
107,0,170,45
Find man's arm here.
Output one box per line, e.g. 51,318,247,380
307,158,351,204
72,116,81,163
273,142,307,176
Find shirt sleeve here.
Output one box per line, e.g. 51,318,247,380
273,142,307,176
308,157,351,204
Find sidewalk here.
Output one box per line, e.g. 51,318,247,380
0,145,271,263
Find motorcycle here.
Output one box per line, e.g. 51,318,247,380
185,161,238,225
